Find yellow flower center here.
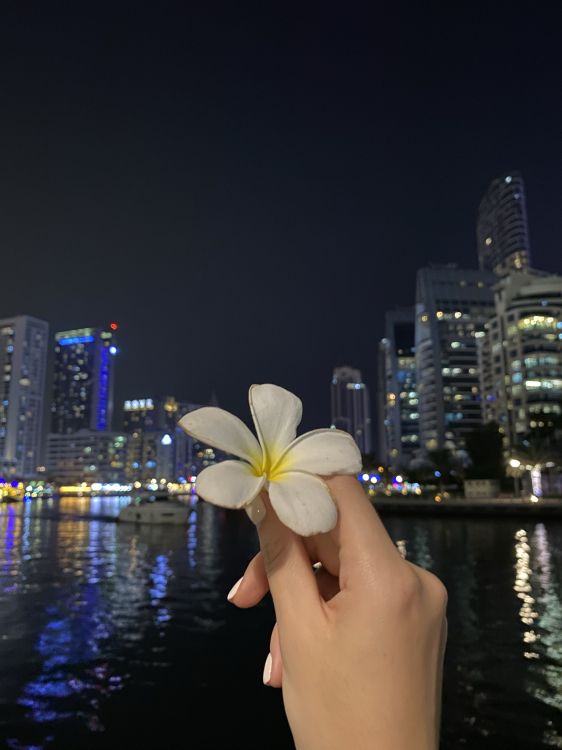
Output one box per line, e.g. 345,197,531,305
251,446,288,481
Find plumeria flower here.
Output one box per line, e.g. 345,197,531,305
178,384,362,536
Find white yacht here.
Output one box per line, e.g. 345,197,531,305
118,493,190,525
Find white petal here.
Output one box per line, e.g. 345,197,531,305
196,461,266,509
249,384,302,463
269,471,337,536
274,428,362,476
178,407,262,467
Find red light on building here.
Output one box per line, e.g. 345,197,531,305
110,322,118,331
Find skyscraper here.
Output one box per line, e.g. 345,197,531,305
331,366,372,454
51,325,118,434
415,265,496,454
377,308,418,470
0,315,49,477
477,171,531,277
122,395,207,482
479,270,562,450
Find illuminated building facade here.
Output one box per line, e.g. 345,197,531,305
122,395,184,433
51,325,119,434
377,308,418,470
477,171,531,277
331,366,372,453
122,396,207,481
415,265,496,454
125,430,175,483
46,431,127,483
0,315,49,477
479,271,562,449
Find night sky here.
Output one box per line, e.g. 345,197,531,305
1,2,560,433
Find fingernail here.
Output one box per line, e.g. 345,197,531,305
246,495,267,527
262,652,272,685
227,577,243,602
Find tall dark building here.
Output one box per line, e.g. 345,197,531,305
0,315,49,476
330,366,372,454
122,395,207,482
415,265,496,454
477,171,531,277
51,325,118,434
377,308,418,470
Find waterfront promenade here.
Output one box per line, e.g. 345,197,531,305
374,495,562,515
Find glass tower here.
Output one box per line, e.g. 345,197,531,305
378,308,418,470
415,265,496,454
0,315,49,477
477,171,531,277
331,366,372,454
479,270,562,450
51,325,118,434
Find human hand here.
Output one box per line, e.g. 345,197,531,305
228,475,447,750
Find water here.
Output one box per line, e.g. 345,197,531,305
0,496,561,749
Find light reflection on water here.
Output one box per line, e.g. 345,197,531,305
0,498,561,749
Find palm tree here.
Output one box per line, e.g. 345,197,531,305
511,431,562,498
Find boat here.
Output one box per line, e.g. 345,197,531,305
118,493,190,525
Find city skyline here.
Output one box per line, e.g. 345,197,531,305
1,162,559,480
1,166,558,440
0,4,560,431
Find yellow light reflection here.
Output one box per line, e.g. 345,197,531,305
513,529,539,653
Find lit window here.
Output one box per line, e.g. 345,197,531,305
485,237,492,246
518,315,558,331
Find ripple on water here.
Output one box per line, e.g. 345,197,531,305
0,498,561,749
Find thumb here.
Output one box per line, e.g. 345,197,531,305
251,493,323,632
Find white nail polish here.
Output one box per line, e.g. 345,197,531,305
227,577,242,601
262,652,272,685
246,496,267,527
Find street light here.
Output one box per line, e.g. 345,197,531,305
507,458,523,498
